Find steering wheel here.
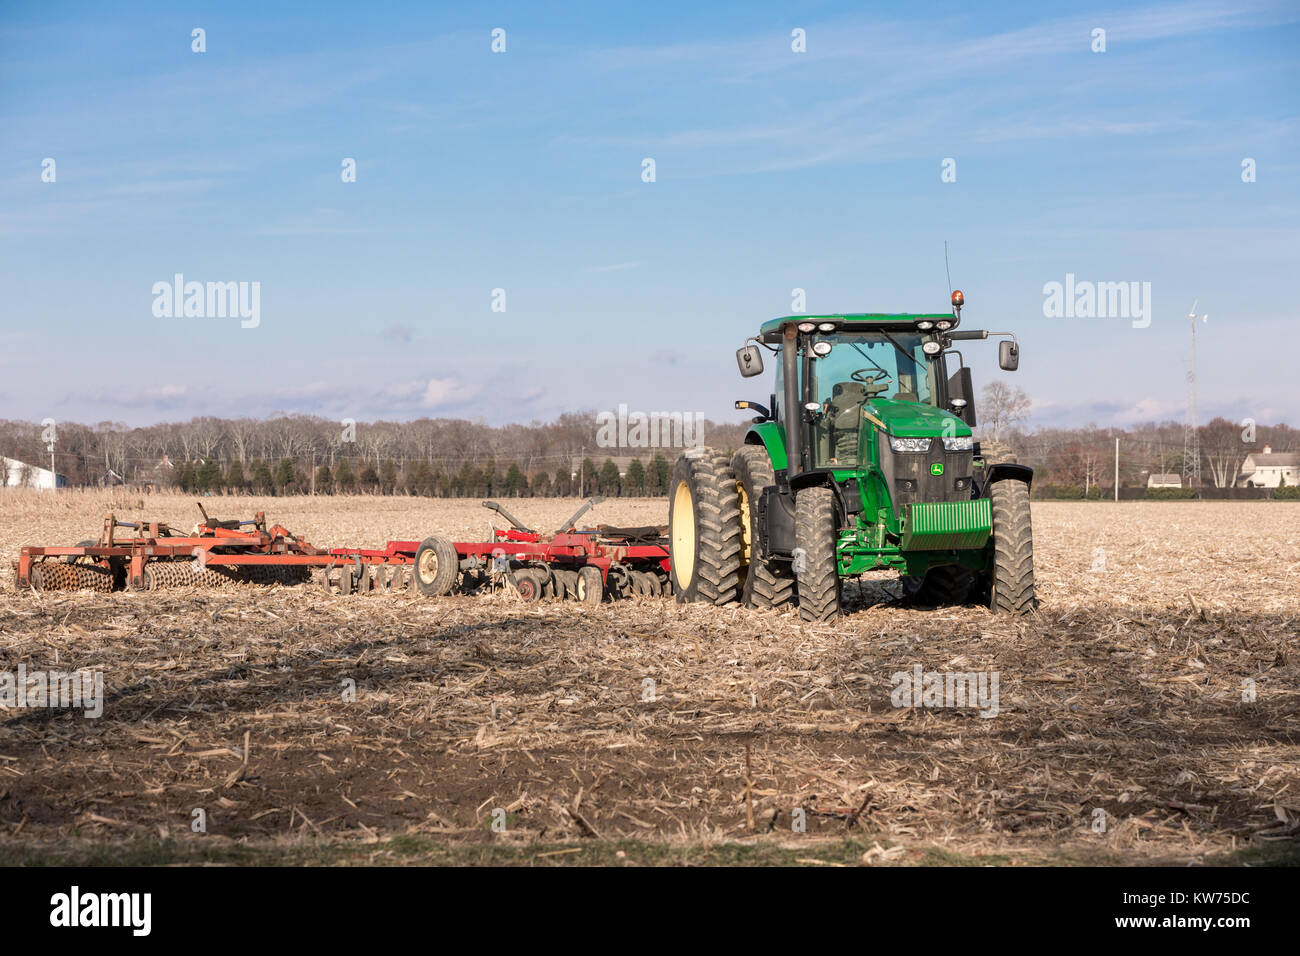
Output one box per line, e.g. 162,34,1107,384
851,369,892,393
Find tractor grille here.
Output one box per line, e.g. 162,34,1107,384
878,434,974,515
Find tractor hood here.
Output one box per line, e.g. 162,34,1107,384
866,398,971,438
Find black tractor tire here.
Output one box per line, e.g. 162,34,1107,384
731,446,795,610
414,535,460,597
902,565,976,607
978,439,1017,464
794,486,841,623
668,451,742,605
987,479,1036,614
575,565,604,605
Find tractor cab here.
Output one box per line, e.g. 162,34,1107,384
737,312,969,476
784,328,941,468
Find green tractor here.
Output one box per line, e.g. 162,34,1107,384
668,291,1035,621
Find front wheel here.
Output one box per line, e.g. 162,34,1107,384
794,486,841,622
985,479,1035,614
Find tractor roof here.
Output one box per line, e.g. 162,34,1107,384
759,313,953,341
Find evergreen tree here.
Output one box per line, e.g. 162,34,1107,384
380,458,398,494
226,460,245,494
580,458,597,496
625,458,646,496
196,457,223,492
455,461,479,497
251,460,274,494
358,462,380,492
314,463,333,494
177,462,196,493
273,458,296,494
505,462,527,497
531,471,552,497
333,458,355,494
650,453,670,495
598,458,621,496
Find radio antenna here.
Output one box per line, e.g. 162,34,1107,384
944,241,953,297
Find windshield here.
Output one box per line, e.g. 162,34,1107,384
808,332,938,467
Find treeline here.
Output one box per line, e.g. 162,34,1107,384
1000,417,1298,497
173,453,678,498
2,410,1293,498
0,412,747,497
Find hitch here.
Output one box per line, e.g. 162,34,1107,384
482,500,536,534
557,496,605,533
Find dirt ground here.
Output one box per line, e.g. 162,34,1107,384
1,490,1297,866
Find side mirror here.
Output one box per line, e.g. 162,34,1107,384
999,340,1020,371
736,344,764,378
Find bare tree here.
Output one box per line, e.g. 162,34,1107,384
979,381,1031,442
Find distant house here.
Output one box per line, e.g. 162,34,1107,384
139,455,175,492
1237,445,1300,488
0,456,65,490
1147,473,1182,489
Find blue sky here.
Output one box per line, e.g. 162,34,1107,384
1,0,1297,431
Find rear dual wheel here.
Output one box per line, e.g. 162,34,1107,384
731,446,795,610
668,451,742,605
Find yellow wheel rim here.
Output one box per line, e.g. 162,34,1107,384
737,480,752,568
418,548,438,584
671,480,696,587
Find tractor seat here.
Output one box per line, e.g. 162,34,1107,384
832,382,869,406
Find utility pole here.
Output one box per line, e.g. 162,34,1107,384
1114,436,1119,502
1182,301,1208,488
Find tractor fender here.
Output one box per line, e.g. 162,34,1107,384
789,470,852,528
984,463,1034,488
744,423,787,472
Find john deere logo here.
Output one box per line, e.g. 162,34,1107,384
930,463,945,476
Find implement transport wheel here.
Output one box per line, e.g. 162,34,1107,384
986,479,1036,614
794,486,841,623
414,535,460,597
575,566,604,605
668,450,742,605
731,446,795,610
